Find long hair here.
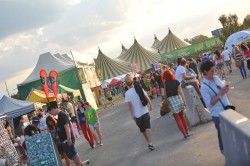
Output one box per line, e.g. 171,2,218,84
46,115,57,131
162,69,175,82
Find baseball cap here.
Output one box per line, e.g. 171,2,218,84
124,76,133,86
32,117,40,124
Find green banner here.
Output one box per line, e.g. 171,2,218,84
161,37,222,61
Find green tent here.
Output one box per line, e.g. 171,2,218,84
17,52,85,100
58,84,81,97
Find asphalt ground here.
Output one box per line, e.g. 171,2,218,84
72,62,250,166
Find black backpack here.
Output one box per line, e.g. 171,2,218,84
134,84,148,106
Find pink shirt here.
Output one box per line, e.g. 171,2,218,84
244,49,250,59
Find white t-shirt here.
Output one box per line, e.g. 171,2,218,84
125,87,149,118
221,50,231,61
175,65,186,83
66,102,75,116
38,118,47,130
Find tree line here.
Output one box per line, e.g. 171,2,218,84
185,14,250,45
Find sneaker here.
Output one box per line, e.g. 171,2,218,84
98,142,103,146
148,144,155,151
186,133,191,137
183,135,188,140
89,143,95,148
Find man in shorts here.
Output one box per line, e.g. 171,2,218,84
221,47,232,73
124,76,155,151
48,105,86,166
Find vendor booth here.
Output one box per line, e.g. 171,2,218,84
0,95,36,119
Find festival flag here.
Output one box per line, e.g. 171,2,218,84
49,70,59,100
40,70,50,102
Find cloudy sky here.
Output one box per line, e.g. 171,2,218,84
0,0,249,97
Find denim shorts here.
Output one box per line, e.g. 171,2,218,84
216,62,224,69
62,142,78,160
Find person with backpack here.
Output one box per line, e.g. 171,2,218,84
124,76,155,151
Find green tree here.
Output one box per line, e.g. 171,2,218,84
242,14,250,29
184,35,209,44
218,14,244,43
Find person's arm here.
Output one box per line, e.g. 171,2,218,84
210,86,228,106
127,102,136,122
178,85,186,106
145,92,153,111
94,109,100,124
183,72,195,80
64,123,72,146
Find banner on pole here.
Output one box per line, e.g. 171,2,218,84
49,70,59,100
40,70,50,102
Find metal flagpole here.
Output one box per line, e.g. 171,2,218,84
4,81,10,97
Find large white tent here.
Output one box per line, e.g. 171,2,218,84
0,95,35,119
19,52,75,85
225,30,250,51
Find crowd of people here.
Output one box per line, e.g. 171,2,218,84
2,41,250,165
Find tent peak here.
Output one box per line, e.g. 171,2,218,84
134,37,137,43
168,27,172,34
121,44,126,50
98,47,103,55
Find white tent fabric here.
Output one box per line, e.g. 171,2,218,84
225,30,250,51
18,52,75,85
0,95,35,119
54,53,74,63
71,50,95,65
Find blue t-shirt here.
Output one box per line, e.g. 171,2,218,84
77,111,85,124
202,57,210,62
173,66,178,71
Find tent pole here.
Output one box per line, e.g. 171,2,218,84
4,81,10,97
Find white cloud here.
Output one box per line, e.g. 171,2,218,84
0,0,250,99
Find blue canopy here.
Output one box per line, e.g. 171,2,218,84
0,95,35,119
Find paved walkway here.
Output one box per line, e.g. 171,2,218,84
73,64,250,166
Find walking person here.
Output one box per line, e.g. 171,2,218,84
63,100,76,118
240,44,250,71
99,90,107,109
200,60,232,154
46,115,71,166
221,47,233,73
214,50,226,79
106,90,114,106
83,102,103,146
124,76,155,150
48,105,86,166
232,45,247,79
162,70,190,139
77,109,95,148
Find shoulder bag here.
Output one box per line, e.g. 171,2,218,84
134,84,148,106
160,84,171,116
203,83,235,110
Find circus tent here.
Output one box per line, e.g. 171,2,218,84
117,38,161,71
151,34,160,47
117,44,128,58
153,29,190,54
95,48,131,80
